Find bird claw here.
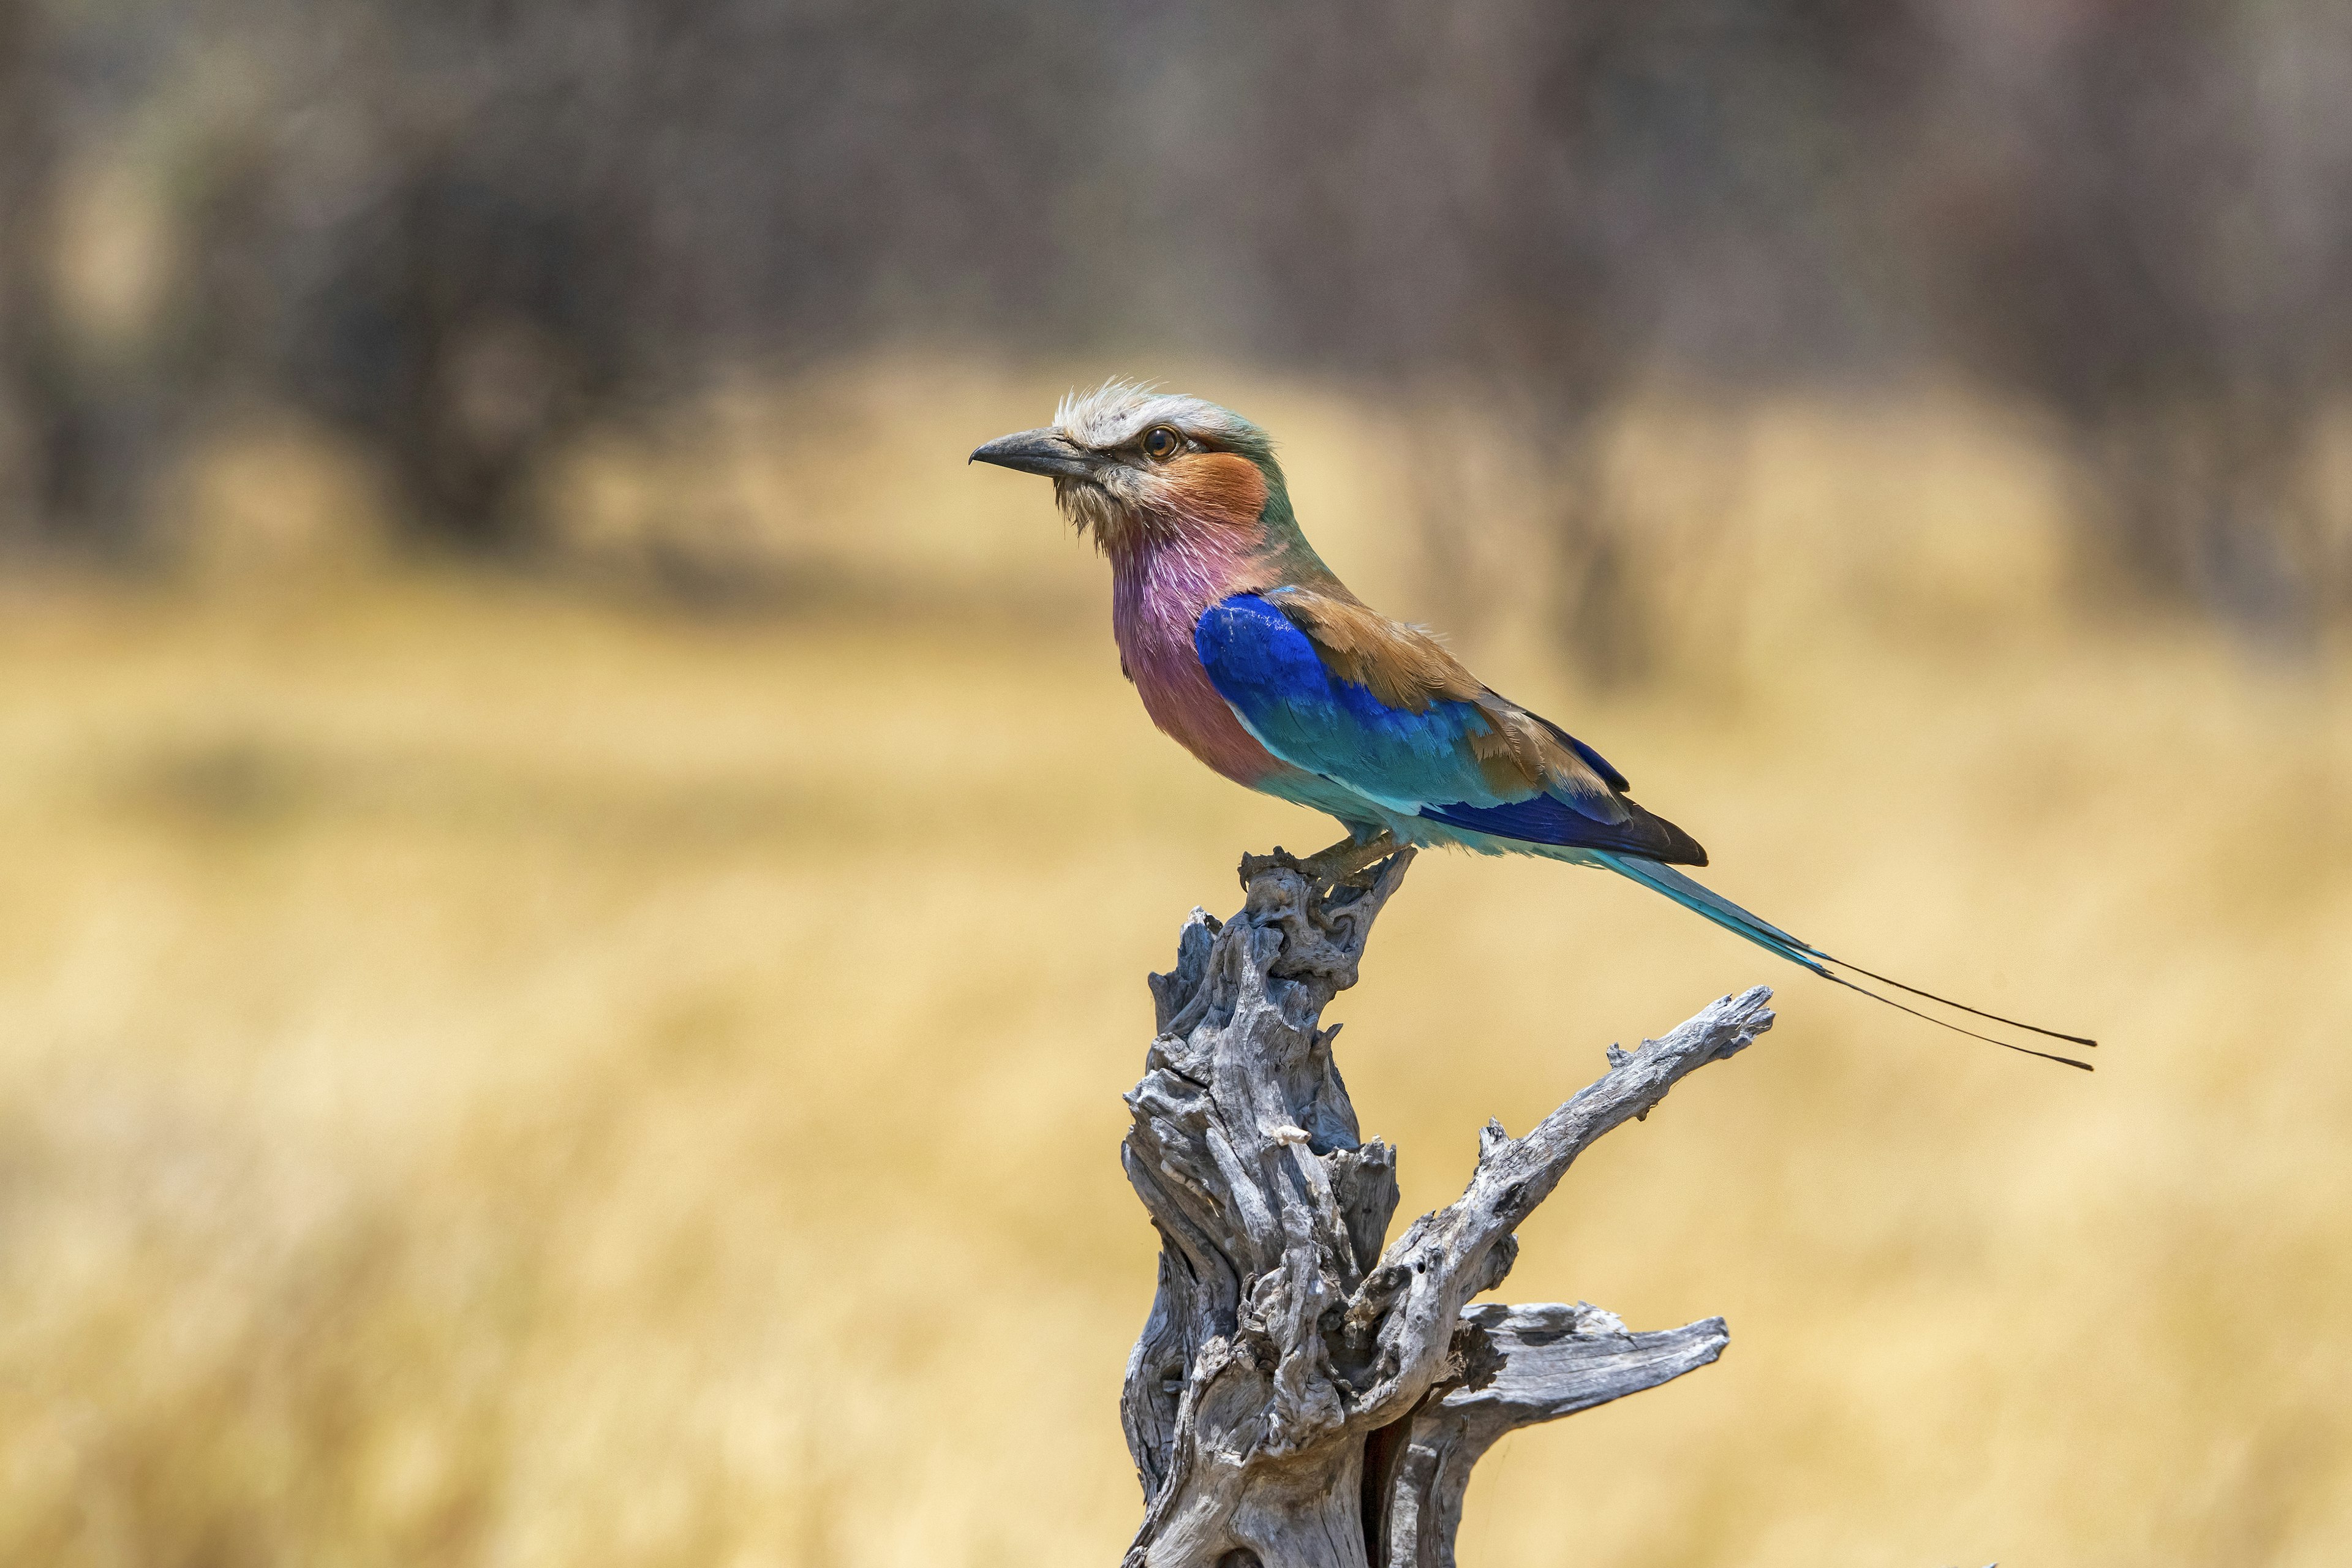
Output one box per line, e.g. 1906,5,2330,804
1303,831,1401,888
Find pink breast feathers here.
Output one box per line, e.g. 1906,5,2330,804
1110,530,1287,788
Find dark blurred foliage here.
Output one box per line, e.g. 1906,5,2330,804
2,0,2350,644
1915,1,2352,638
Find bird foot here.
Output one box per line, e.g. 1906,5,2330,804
1240,831,1402,892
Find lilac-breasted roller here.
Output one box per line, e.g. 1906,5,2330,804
972,383,2094,1069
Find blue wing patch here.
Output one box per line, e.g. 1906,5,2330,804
1194,593,1705,863
1419,795,1705,860
1195,594,1512,811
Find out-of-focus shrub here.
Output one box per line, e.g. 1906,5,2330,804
2,1,2347,652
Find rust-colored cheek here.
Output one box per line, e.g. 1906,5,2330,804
1159,452,1268,528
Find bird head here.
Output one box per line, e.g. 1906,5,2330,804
970,382,1306,560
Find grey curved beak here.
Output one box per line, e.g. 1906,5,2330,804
969,428,1096,479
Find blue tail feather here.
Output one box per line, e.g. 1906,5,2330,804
1591,853,2097,1071
1591,852,1828,976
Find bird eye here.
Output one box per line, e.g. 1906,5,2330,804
1142,426,1181,461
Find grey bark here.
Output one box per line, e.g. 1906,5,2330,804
1119,848,1771,1567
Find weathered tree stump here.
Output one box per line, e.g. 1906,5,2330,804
1119,848,1773,1567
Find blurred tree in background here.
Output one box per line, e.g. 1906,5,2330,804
2,0,2349,650
1917,0,2352,638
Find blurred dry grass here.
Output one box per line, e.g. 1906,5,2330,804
3,363,2349,1566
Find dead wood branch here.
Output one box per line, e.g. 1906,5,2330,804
1118,849,1771,1568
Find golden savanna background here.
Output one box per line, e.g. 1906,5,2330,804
5,6,2351,1566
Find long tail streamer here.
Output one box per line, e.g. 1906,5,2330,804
1593,853,2097,1072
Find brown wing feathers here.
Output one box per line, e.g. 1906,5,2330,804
1269,587,1705,862
1268,588,1483,710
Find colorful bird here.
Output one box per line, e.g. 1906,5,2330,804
971,383,2094,1069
